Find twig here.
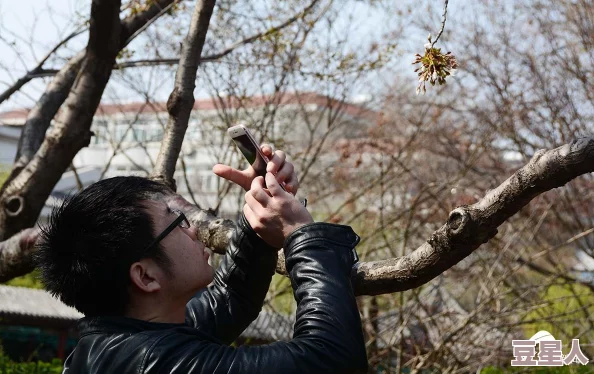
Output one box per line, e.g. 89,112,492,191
431,0,449,47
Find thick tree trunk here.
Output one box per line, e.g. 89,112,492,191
10,52,85,172
0,0,123,241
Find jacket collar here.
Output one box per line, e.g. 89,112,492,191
78,316,185,336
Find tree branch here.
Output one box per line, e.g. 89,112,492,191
151,0,216,188
0,227,39,283
0,28,87,106
151,0,320,187
120,0,183,46
10,52,85,169
431,0,449,47
1,138,592,292
193,0,319,63
352,137,594,295
0,0,123,240
1,0,181,199
82,0,319,72
0,0,182,106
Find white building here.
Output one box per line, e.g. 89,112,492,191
0,93,374,218
0,125,20,166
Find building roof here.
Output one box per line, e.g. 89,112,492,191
0,285,293,341
0,285,83,327
241,310,293,342
0,92,375,125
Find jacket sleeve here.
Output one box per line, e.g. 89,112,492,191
184,213,279,344
147,223,368,374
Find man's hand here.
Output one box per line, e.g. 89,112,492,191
212,144,299,194
243,173,313,248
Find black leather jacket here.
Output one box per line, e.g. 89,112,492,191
63,215,368,373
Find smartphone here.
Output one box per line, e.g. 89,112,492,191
227,124,269,178
227,124,302,201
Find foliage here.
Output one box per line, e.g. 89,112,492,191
0,168,8,190
267,274,295,315
413,44,457,95
0,346,62,374
4,270,44,290
522,283,594,352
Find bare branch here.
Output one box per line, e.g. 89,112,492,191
1,0,182,195
431,0,449,47
195,0,319,63
1,138,591,291
352,137,594,295
11,52,85,169
120,0,183,46
164,194,234,252
0,0,123,241
26,0,321,75
151,0,216,188
0,0,181,105
0,227,38,283
0,28,87,105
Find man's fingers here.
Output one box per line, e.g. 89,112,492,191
250,175,265,190
244,192,263,216
261,144,273,158
275,162,294,184
265,172,284,197
284,172,298,194
266,150,286,174
212,164,250,190
250,176,271,204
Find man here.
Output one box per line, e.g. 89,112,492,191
35,146,367,373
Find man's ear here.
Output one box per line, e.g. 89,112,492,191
129,260,162,293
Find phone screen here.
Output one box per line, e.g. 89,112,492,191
232,134,267,177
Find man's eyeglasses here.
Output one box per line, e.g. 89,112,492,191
143,208,190,252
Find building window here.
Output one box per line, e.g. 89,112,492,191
132,126,146,143
147,126,164,142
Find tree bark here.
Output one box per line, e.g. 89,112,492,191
151,0,217,188
0,0,123,241
0,228,38,283
171,137,594,295
10,52,85,172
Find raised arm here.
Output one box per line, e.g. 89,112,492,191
185,144,297,343
184,214,278,343
147,222,367,374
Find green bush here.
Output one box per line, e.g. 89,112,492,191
0,346,62,374
522,283,594,358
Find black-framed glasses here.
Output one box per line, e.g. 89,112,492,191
143,208,190,253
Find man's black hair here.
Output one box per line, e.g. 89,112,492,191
35,176,173,317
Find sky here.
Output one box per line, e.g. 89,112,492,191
0,0,466,112
0,0,88,110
